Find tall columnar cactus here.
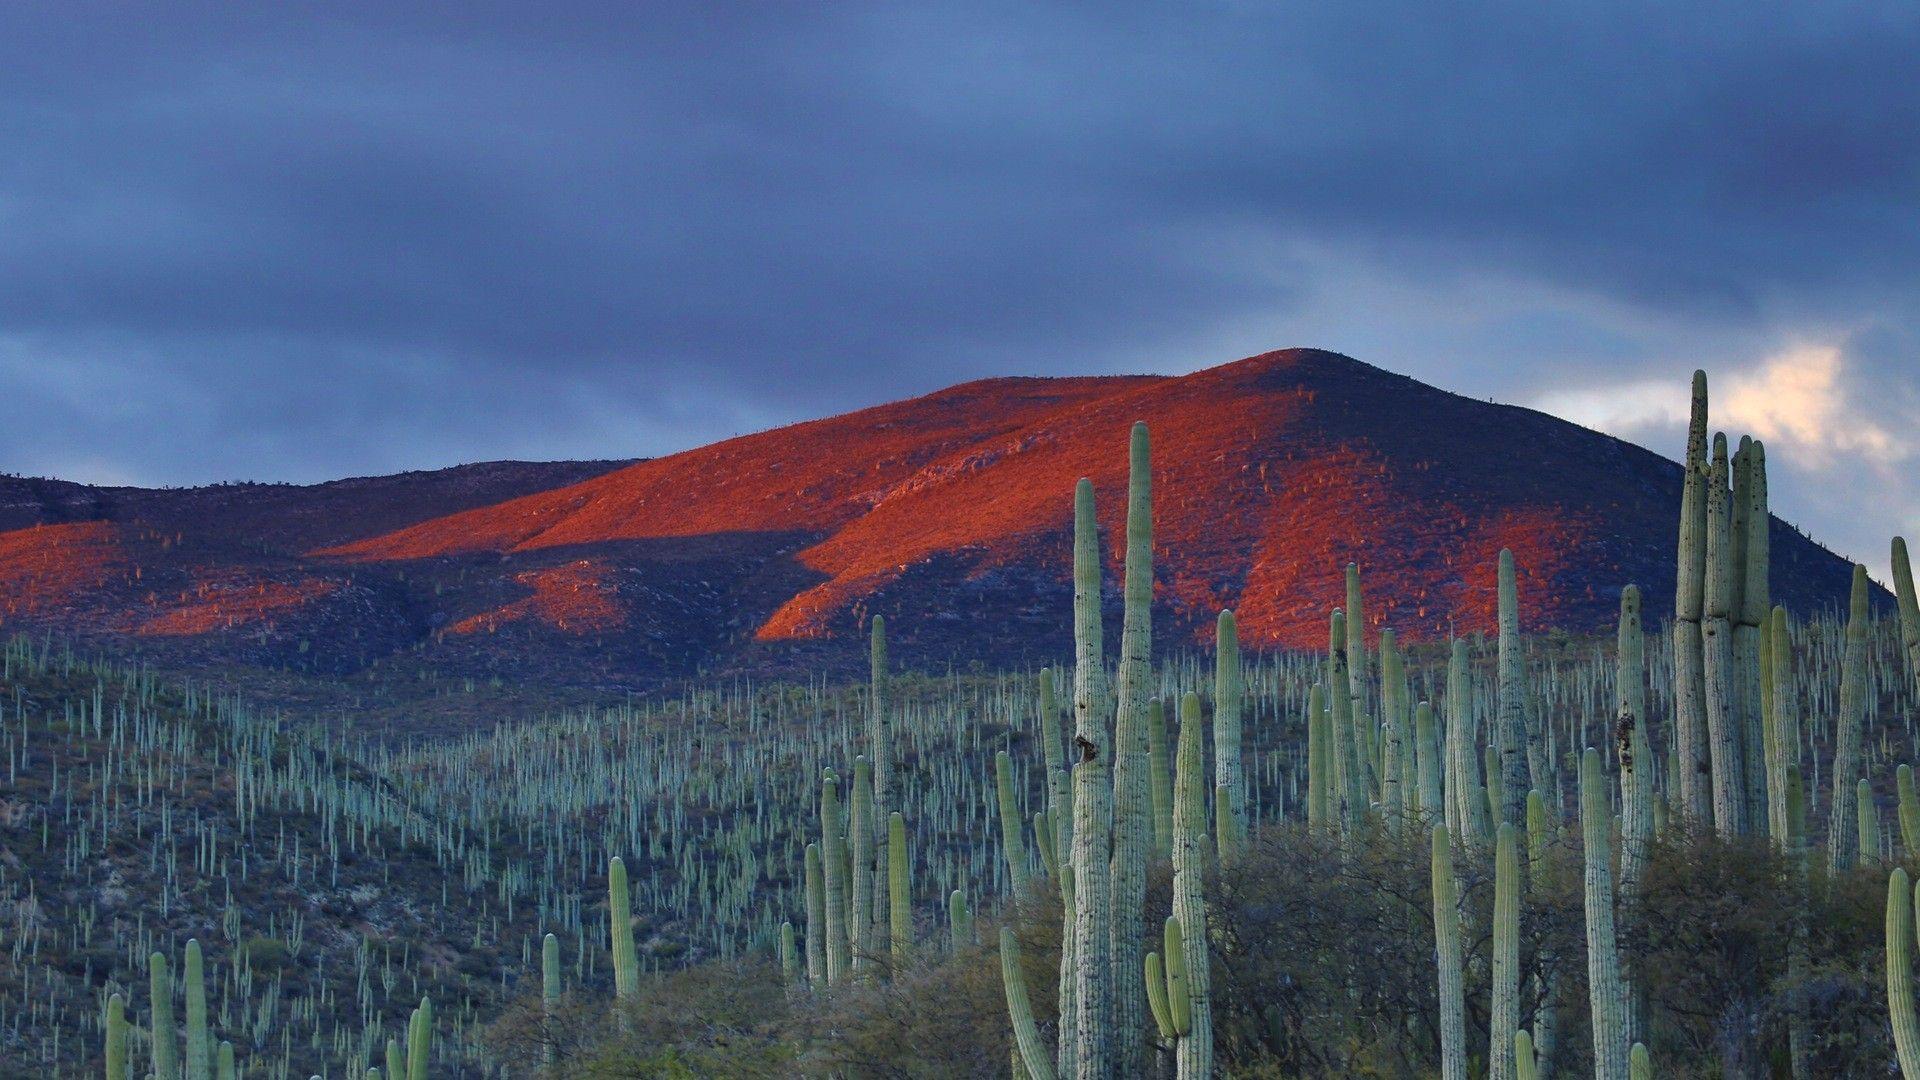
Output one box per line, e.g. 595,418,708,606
889,812,911,966
1860,779,1882,862
1737,439,1771,834
1172,692,1212,1079
1886,866,1920,1077
1703,433,1746,837
388,1039,404,1080
1491,821,1521,1080
1829,564,1871,872
1345,562,1368,720
1069,474,1113,1079
1581,748,1629,1080
1109,420,1155,1079
1515,1029,1538,1080
1000,925,1059,1080
105,992,127,1080
995,750,1028,892
542,932,561,1071
1214,609,1245,862
1616,584,1652,1048
1057,861,1079,1079
1495,549,1532,829
869,615,893,958
1380,629,1406,824
1415,701,1443,824
1041,668,1075,875
1673,369,1712,828
821,770,850,981
949,889,972,952
150,950,176,1080
1329,609,1360,835
803,842,826,984
1899,766,1920,859
217,1043,235,1080
1895,537,1920,693
185,938,209,1080
406,996,431,1080
851,755,874,970
1629,1044,1652,1080
1306,684,1329,830
1525,787,1559,1075
1766,606,1800,847
609,856,639,999
1149,698,1174,859
1431,824,1466,1080
1446,638,1479,841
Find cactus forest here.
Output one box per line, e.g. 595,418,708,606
13,368,1920,1079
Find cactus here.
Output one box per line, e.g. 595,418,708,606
1000,926,1058,1080
1899,766,1920,859
1057,861,1078,1078
105,992,127,1080
1214,609,1244,862
1737,439,1771,834
1896,537,1920,692
1526,787,1559,1077
1446,638,1481,842
995,751,1028,892
1491,821,1521,1080
1041,667,1074,875
851,756,874,971
821,770,850,981
803,842,826,984
1616,585,1652,1047
1495,549,1531,828
1703,432,1746,837
1109,421,1155,1078
1379,628,1406,824
184,938,209,1080
1581,748,1629,1079
217,1042,235,1080
543,932,561,1070
1149,697,1174,859
150,950,176,1080
1888,867,1920,1077
1629,1043,1652,1080
1860,778,1882,862
609,856,639,999
870,614,893,957
1306,684,1329,830
1146,916,1190,1074
1069,473,1113,1079
1346,564,1380,803
889,812,910,966
406,996,431,1080
1415,701,1443,824
1829,565,1871,872
1330,609,1360,834
1172,691,1212,1079
387,1038,404,1080
949,889,972,952
1431,824,1466,1080
1515,1028,1538,1080
1673,369,1712,827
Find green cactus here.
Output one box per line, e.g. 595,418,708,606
1431,824,1466,1080
1214,609,1244,861
1329,609,1360,834
1896,537,1920,693
105,992,127,1080
1616,584,1652,1048
1736,439,1771,835
1629,1043,1652,1079
406,996,431,1080
1860,778,1882,862
1380,628,1406,823
870,614,893,957
217,1042,235,1080
609,856,639,999
949,889,971,952
851,755,874,972
149,950,175,1080
1673,369,1712,827
1069,473,1112,1079
387,1038,404,1080
1829,564,1871,872
1887,867,1920,1077
804,842,826,985
1581,748,1629,1079
184,938,209,1080
1149,697,1174,859
1108,421,1155,1078
889,812,910,966
995,750,1028,892
1000,926,1058,1080
1415,700,1443,824
1899,766,1920,858
1492,821,1521,1080
821,770,849,982
1172,691,1212,1079
1703,432,1746,837
1306,683,1329,830
543,932,561,1070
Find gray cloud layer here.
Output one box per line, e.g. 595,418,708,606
0,3,1915,568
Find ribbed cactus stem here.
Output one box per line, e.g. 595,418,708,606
889,812,910,966
1306,684,1329,830
995,751,1028,892
1491,822,1521,1080
1346,564,1379,804
803,842,825,985
1446,638,1480,842
1380,628,1405,824
1042,668,1074,875
1069,474,1112,1079
150,950,176,1080
1673,369,1712,828
1737,439,1770,834
1108,421,1154,1079
1149,697,1174,859
1415,701,1443,824
217,1042,235,1080
1703,433,1745,836
1860,778,1881,862
851,756,874,971
1899,766,1920,859
608,856,639,999
542,931,560,1068
1616,584,1652,1048
1495,549,1531,828
821,770,850,981
1431,824,1466,1080
1629,1043,1652,1080
869,616,892,961
1581,748,1629,1079
387,1038,403,1080
185,938,209,1080
406,996,431,1080
1515,1029,1538,1080
948,889,971,952
1887,867,1920,1077
1329,609,1360,834
1829,564,1870,872
1057,861,1078,1079
1172,692,1211,1079
105,992,127,1080
1895,537,1920,693
1000,926,1058,1080
1214,609,1244,861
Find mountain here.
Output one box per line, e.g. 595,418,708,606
0,349,1867,703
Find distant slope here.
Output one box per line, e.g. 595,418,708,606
0,349,1870,696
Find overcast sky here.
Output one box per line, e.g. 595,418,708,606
1,3,1915,575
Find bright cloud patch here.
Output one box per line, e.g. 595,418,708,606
1720,346,1906,465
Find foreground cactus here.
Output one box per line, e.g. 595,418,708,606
1171,691,1213,1078
1432,824,1466,1080
609,856,639,999
185,938,210,1080
104,993,127,1080
1069,474,1112,1078
1829,565,1871,872
1581,748,1629,1079
1887,867,1920,1076
1001,926,1058,1080
1495,550,1530,829
1616,584,1652,1047
150,950,176,1080
1673,369,1711,827
1491,821,1521,1080
406,996,431,1080
889,812,911,965
1214,609,1244,863
1703,433,1746,837
1109,422,1155,1079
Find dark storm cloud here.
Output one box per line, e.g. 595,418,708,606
0,3,1916,568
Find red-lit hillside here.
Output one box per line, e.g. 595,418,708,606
0,350,1869,691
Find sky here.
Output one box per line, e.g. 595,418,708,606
0,3,1915,576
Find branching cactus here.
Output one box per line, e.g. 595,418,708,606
1146,917,1189,1067
1172,692,1212,1079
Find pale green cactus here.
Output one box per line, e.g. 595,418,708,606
1149,697,1174,860
1432,824,1466,1080
995,750,1028,892
1673,369,1712,827
804,842,826,985
1492,822,1521,1080
889,812,910,966
1108,421,1155,1078
185,938,209,1080
105,993,127,1080
1582,748,1628,1079
1830,565,1871,872
609,856,639,999
150,950,176,1080
406,996,431,1080
1495,549,1530,829
1000,926,1058,1080
1069,473,1112,1079
1887,866,1920,1077
1214,609,1244,862
1703,432,1746,837
1172,691,1212,1079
